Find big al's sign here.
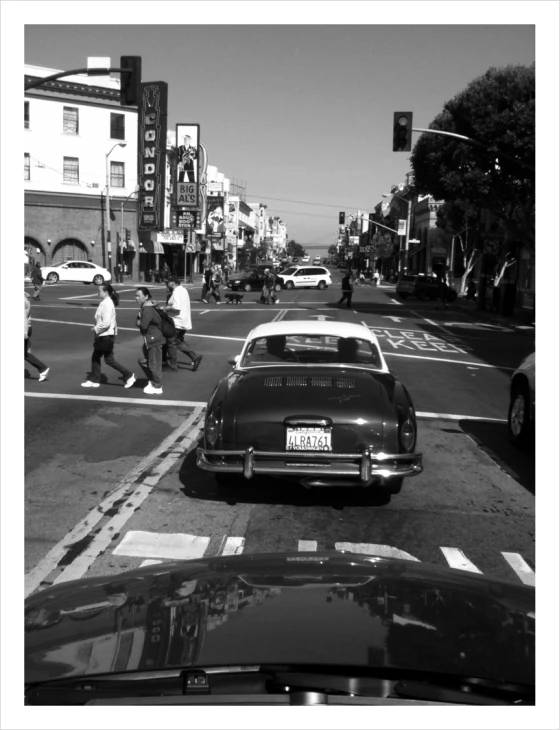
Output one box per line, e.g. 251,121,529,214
137,82,168,231
175,123,200,210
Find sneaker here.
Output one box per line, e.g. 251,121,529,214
38,368,50,382
275,299,280,304
192,355,203,372
144,383,162,395
124,374,136,389
81,380,100,388
201,299,208,303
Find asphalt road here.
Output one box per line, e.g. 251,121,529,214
23,271,536,597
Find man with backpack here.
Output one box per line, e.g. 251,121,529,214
162,276,203,372
135,287,166,395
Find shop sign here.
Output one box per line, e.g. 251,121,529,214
138,82,169,231
206,196,225,236
207,182,223,192
175,123,200,210
157,229,184,245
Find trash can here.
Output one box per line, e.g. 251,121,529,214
500,283,517,316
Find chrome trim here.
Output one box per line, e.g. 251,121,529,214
283,416,333,427
197,447,423,484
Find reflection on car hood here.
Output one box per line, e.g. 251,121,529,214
25,553,534,686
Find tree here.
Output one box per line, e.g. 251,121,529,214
411,64,535,252
328,244,338,257
436,201,481,294
286,239,305,258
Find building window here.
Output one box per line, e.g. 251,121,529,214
110,161,125,188
63,106,79,135
63,156,79,184
110,113,125,140
25,101,30,129
24,153,30,180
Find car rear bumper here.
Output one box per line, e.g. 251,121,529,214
196,446,423,485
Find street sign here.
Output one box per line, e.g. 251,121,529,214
186,242,196,253
397,219,407,235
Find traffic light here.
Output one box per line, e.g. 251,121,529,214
183,231,189,244
339,212,345,225
120,56,142,105
125,228,131,243
392,111,413,152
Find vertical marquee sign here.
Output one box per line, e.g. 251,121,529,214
138,82,168,231
176,123,200,210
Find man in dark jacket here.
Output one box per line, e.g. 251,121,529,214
135,287,166,394
337,270,354,308
31,262,44,300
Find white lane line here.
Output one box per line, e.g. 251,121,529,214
113,531,210,560
298,540,318,552
417,412,507,423
409,309,457,338
335,543,420,561
389,298,403,306
25,393,208,408
220,537,246,556
501,552,535,586
52,409,205,586
383,352,515,370
24,408,204,597
440,547,482,573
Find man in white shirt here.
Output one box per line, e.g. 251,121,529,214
163,276,203,371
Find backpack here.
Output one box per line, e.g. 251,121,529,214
154,306,176,339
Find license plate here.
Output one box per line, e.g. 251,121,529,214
286,427,332,452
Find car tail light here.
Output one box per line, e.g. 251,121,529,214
400,418,415,451
205,406,222,446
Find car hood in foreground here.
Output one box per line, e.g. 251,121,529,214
25,553,534,687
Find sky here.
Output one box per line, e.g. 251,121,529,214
16,12,542,257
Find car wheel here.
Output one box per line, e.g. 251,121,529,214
317,280,326,290
93,275,104,286
244,283,252,292
398,293,408,299
286,281,294,290
47,272,59,283
508,381,532,448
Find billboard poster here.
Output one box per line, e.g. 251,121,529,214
226,199,239,234
137,82,168,231
205,196,225,236
176,123,200,209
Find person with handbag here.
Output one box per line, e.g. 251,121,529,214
81,284,136,389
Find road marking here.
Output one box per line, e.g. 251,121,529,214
443,321,513,332
24,408,204,597
308,315,334,321
502,552,535,586
417,411,507,423
25,392,208,408
440,547,482,573
410,310,457,338
298,540,318,552
51,409,205,586
383,352,515,370
382,316,404,323
335,543,420,561
389,298,403,306
113,531,210,560
220,537,246,556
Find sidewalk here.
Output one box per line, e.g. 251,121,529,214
450,294,535,336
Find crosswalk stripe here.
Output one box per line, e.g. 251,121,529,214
501,552,535,586
139,559,164,568
335,542,420,561
298,540,318,552
440,547,482,573
220,537,245,556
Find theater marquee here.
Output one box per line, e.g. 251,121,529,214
137,82,168,231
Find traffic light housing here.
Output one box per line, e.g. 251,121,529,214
393,111,413,152
339,212,345,225
125,228,131,243
120,56,142,105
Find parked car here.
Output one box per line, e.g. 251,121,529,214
41,260,112,285
301,255,310,263
229,268,282,293
508,352,535,448
25,551,534,706
197,320,423,496
313,256,321,265
396,274,457,302
276,265,332,290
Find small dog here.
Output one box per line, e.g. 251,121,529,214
225,292,244,305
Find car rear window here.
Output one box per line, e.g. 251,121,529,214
241,335,383,369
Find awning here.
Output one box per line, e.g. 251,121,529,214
140,240,165,254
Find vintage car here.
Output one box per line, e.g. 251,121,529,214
25,551,535,705
508,352,535,448
196,321,423,495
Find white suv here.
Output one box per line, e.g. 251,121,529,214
277,265,332,290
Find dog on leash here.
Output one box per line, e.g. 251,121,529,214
225,292,244,305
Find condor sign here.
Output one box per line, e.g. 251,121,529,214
137,82,168,231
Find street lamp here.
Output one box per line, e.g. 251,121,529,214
382,192,412,274
105,142,127,279
120,186,140,283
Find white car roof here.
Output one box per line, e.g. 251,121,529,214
247,319,376,342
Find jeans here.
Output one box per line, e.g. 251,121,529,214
91,336,133,383
166,329,198,367
338,291,353,308
138,344,162,388
33,284,43,299
24,331,47,373
209,284,221,302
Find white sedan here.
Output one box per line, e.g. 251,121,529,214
41,261,112,285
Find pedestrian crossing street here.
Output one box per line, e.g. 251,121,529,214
111,530,535,587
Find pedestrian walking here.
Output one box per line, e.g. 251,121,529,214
264,268,280,304
31,262,44,300
81,284,136,389
162,276,203,372
337,270,354,308
160,262,170,283
435,274,449,310
201,265,212,303
373,270,380,287
209,266,222,304
466,277,477,303
135,287,166,395
24,292,49,381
